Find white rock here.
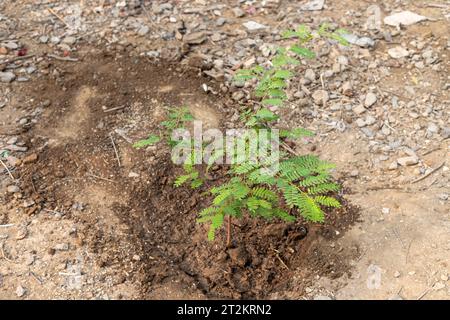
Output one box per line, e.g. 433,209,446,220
384,11,427,27
397,156,419,166
364,92,377,107
432,282,445,291
7,185,20,193
0,71,16,83
243,21,267,31
137,25,149,36
299,0,325,11
16,285,26,297
353,105,366,115
388,46,409,59
304,69,316,82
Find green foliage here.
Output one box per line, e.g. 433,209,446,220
136,25,346,243
133,135,160,148
134,107,203,189
197,25,345,241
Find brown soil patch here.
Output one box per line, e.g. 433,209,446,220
13,49,359,299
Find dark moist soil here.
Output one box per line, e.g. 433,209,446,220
13,48,360,299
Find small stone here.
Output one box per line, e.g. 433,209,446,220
438,194,448,201
54,243,69,251
232,91,245,101
356,118,366,127
304,69,316,82
137,25,150,36
216,18,226,26
132,254,141,261
19,118,28,125
232,7,245,17
50,36,60,44
384,11,427,27
397,156,419,166
350,170,359,177
7,185,20,193
365,115,376,126
0,47,7,55
62,36,77,45
427,123,439,134
6,136,18,145
312,90,329,105
355,37,375,48
22,199,35,208
353,105,366,115
4,42,18,50
39,36,49,43
441,274,448,281
300,0,325,11
389,295,403,300
22,153,38,164
388,46,409,59
128,172,139,178
393,271,401,278
342,81,353,96
0,71,16,83
16,285,26,297
432,282,445,291
243,21,267,31
183,32,207,45
364,92,377,107
382,207,390,214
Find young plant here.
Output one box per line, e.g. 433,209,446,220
198,25,348,244
134,107,203,189
135,25,348,245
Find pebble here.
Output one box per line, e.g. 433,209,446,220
128,171,139,178
39,35,49,43
342,81,353,96
137,25,150,36
393,271,401,278
384,11,427,27
22,153,38,164
350,170,359,177
432,282,445,291
54,243,69,251
243,21,267,31
216,18,226,26
232,7,245,18
438,194,448,201
62,36,77,45
16,285,26,297
397,156,419,166
364,92,377,107
312,89,329,105
50,36,61,44
353,105,366,115
388,46,409,59
183,32,207,45
0,71,16,83
7,185,20,193
22,199,35,208
304,69,316,83
4,42,18,50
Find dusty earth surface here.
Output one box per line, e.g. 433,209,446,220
0,0,449,300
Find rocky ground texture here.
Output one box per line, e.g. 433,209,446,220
0,0,449,299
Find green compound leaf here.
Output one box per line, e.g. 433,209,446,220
133,135,160,148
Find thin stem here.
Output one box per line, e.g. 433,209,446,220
226,215,232,248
